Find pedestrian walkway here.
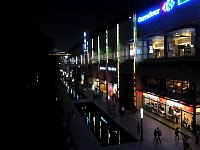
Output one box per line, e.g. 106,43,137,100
58,79,200,150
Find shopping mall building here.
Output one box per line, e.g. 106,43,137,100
61,0,200,131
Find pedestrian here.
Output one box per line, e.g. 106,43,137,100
182,135,190,150
121,106,125,116
93,94,95,102
156,127,162,143
153,128,158,142
136,121,141,133
118,106,122,116
175,127,180,140
72,110,76,119
196,129,200,144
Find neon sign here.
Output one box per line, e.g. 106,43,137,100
178,0,190,5
138,9,160,23
137,0,191,23
162,0,175,12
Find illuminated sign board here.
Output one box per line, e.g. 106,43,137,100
83,32,88,52
100,66,117,71
137,0,191,23
178,0,190,5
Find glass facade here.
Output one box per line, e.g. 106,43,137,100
142,28,196,59
167,28,195,57
143,92,196,130
148,36,164,58
165,79,190,95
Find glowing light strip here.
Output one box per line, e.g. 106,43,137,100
117,24,120,98
178,0,190,5
106,30,109,63
98,36,100,62
100,116,107,124
92,38,94,62
83,32,88,52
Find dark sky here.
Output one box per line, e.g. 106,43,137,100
23,0,160,52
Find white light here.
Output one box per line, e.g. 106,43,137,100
140,108,143,118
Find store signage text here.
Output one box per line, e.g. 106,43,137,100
100,66,117,71
137,0,190,23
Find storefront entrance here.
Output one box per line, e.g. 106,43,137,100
143,92,194,131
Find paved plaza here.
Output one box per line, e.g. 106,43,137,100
56,79,200,150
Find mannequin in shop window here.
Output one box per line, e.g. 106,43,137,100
184,118,189,127
183,113,186,121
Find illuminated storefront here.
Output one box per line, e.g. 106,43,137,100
143,92,200,130
98,65,118,100
135,0,200,131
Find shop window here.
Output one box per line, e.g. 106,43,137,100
174,80,183,94
182,111,193,130
196,112,200,126
148,36,164,58
183,81,189,95
166,79,174,92
147,78,158,89
167,28,195,57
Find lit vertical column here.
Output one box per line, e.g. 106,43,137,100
117,23,120,99
76,56,78,64
87,41,89,64
83,32,88,65
106,30,109,100
133,14,137,108
92,38,94,63
81,55,83,64
97,36,100,92
92,38,94,87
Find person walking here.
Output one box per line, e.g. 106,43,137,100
182,135,190,150
118,106,122,116
175,127,180,140
136,121,141,133
121,106,125,116
153,128,158,142
196,128,200,144
156,127,162,143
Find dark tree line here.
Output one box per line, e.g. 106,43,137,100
5,9,62,150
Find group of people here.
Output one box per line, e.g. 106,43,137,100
175,125,200,149
93,92,103,101
174,127,190,149
153,127,162,143
169,126,192,149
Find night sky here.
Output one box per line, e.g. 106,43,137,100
23,0,161,52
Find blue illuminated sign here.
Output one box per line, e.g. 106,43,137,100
137,0,191,23
138,9,160,23
162,0,175,12
178,0,190,5
83,32,88,52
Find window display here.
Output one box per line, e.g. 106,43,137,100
143,92,195,131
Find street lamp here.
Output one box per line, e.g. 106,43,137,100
140,108,143,141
